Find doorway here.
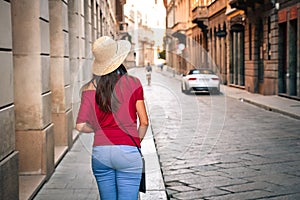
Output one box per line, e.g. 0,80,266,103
278,19,298,97
257,19,264,93
230,24,245,87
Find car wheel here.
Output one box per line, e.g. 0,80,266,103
216,85,220,94
181,83,186,93
185,84,191,94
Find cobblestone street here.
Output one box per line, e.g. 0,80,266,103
131,67,300,200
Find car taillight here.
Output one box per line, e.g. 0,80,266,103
211,78,219,80
188,78,197,81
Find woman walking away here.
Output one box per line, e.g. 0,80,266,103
145,62,152,86
75,36,149,200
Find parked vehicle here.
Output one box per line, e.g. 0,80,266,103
181,68,220,94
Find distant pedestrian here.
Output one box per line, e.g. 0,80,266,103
145,62,152,86
75,36,149,200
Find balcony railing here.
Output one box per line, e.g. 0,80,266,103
173,22,188,33
192,6,208,29
229,0,264,11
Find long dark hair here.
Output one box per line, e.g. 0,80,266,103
94,64,127,112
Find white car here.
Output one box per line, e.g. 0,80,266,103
181,68,220,94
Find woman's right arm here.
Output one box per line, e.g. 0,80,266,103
136,100,149,141
76,87,95,133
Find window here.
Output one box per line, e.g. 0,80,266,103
267,16,271,60
249,23,252,60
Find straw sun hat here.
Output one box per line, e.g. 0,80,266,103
92,36,131,76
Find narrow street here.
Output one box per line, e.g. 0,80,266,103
131,67,300,200
33,67,300,200
2,1,300,199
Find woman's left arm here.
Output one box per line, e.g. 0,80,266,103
136,100,149,141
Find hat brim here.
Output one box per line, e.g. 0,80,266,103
92,40,131,76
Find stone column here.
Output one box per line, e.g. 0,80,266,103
68,0,81,130
84,0,92,58
0,1,19,199
221,36,227,84
49,0,73,156
239,31,245,86
68,0,93,139
263,13,278,95
297,10,300,97
11,0,54,177
234,31,238,84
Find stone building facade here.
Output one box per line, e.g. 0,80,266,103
276,0,300,98
166,0,300,99
0,0,126,199
124,0,165,67
229,0,300,97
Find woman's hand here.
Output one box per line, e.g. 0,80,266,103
136,100,149,141
75,122,94,133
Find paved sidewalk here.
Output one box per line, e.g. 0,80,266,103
33,127,167,200
139,124,168,200
221,86,300,120
33,134,99,200
33,68,167,200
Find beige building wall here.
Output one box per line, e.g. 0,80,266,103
0,0,19,199
124,0,164,67
207,0,227,82
0,0,122,199
49,1,73,163
11,1,54,199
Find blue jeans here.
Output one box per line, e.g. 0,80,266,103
92,145,142,200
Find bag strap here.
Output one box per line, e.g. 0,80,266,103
123,125,143,156
113,112,143,156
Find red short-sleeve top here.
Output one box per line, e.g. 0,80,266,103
76,75,144,147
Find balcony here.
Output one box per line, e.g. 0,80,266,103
192,6,208,29
229,0,264,11
173,22,188,32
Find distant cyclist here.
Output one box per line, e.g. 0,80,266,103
145,62,152,86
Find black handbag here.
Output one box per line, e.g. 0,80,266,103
139,154,146,193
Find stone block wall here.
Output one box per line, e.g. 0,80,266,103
0,152,19,200
0,0,122,198
11,0,54,177
0,0,19,199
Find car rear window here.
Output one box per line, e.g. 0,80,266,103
199,69,214,74
188,69,214,75
188,70,200,75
